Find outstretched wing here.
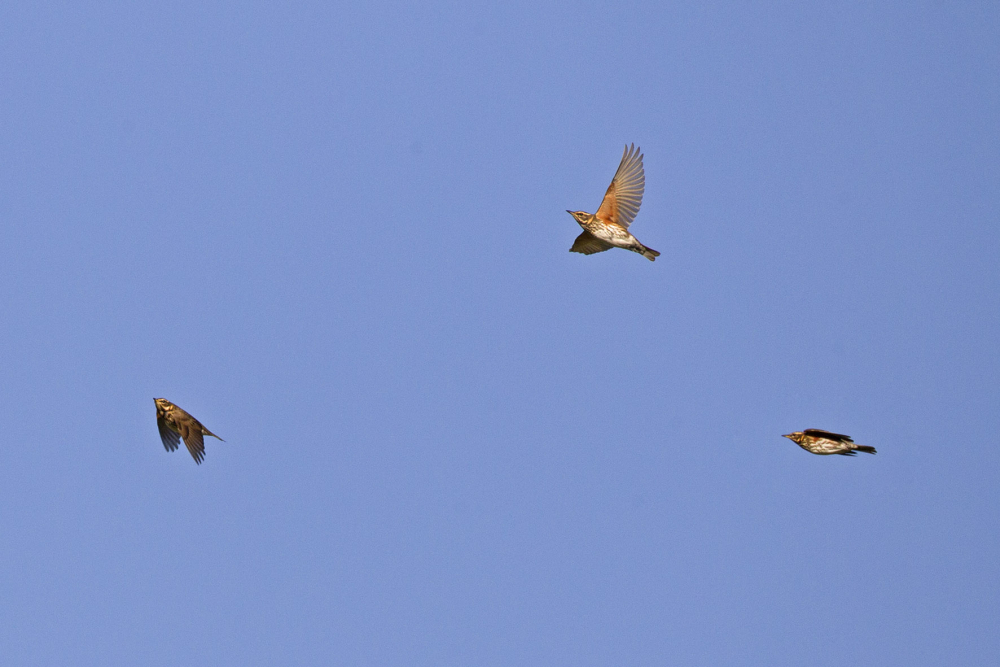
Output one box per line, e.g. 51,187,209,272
157,416,181,452
803,429,854,443
178,420,206,465
569,231,614,255
594,144,644,229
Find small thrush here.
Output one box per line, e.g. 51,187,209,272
154,398,224,465
567,143,660,261
782,429,876,456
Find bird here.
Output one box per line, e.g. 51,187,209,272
154,398,224,465
782,429,876,456
567,143,660,261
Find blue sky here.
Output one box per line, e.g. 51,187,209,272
1,1,998,664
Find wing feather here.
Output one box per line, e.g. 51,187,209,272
179,422,206,465
594,144,645,229
157,417,180,452
803,429,854,443
569,231,614,255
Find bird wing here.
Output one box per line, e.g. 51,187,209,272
594,144,644,229
803,429,853,443
569,231,614,255
157,417,180,452
178,420,206,465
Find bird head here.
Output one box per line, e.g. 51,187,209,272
782,432,804,443
154,398,170,414
566,210,590,224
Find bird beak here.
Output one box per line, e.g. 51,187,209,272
566,210,573,214
781,434,792,439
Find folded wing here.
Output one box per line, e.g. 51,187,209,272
803,429,854,443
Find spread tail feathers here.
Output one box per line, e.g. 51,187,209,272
640,245,660,262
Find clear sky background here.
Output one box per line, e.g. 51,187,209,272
1,2,998,664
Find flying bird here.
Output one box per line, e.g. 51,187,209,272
567,143,660,261
154,398,224,465
782,429,876,456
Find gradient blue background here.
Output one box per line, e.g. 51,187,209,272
1,2,998,664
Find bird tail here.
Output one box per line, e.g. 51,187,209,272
205,429,225,442
640,245,660,262
854,445,876,454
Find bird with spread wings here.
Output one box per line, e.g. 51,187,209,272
155,398,225,465
567,144,660,261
